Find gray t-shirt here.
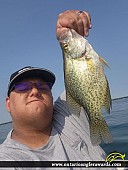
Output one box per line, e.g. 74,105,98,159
0,91,113,169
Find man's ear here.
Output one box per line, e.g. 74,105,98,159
6,97,11,113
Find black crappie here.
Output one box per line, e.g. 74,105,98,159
59,29,112,146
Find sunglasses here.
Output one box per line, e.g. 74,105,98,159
9,81,52,94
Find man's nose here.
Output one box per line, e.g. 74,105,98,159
29,86,41,96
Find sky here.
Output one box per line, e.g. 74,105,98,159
0,0,128,123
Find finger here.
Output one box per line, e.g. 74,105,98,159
62,10,85,36
83,11,92,36
76,18,85,36
83,11,92,28
56,11,78,39
77,10,92,36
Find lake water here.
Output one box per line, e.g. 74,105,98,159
101,97,128,160
0,97,128,159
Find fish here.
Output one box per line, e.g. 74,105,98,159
58,28,112,146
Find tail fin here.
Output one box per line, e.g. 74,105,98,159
90,117,112,146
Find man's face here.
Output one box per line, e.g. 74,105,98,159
6,78,53,128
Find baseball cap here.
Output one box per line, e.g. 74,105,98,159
7,66,56,96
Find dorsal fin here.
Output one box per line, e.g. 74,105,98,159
99,56,109,68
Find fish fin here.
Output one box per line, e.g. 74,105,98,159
66,90,81,117
90,117,112,146
103,76,112,114
103,95,112,115
99,56,110,68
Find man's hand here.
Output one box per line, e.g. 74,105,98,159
56,10,92,40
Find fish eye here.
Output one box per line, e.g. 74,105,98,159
63,43,68,51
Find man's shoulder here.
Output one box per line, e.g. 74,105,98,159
53,90,89,130
54,90,67,109
0,142,11,160
53,91,70,117
0,130,14,153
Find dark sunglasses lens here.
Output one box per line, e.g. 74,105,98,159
37,82,52,91
15,82,30,92
46,82,52,89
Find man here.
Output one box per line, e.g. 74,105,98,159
0,10,110,169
